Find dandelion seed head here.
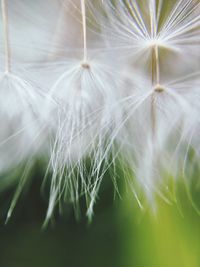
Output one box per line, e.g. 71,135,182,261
0,0,200,220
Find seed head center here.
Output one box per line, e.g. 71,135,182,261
154,84,165,93
81,62,90,69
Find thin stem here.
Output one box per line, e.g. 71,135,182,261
151,45,160,86
151,45,160,139
1,0,11,73
151,95,157,139
80,0,87,63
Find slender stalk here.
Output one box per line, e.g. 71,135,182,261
1,0,11,73
151,45,160,86
80,0,87,63
151,44,160,139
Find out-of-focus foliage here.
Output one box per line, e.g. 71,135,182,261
0,167,200,267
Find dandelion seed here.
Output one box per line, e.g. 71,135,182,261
96,0,200,207
0,1,49,221
0,0,47,171
44,0,121,222
1,0,200,221
102,0,200,60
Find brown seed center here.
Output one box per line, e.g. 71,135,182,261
81,62,90,69
154,84,165,93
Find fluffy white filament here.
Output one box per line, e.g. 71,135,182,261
0,0,200,221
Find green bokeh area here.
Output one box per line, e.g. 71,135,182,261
0,167,200,267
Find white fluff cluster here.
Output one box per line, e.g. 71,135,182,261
0,0,200,221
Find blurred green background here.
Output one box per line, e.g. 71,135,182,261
0,166,200,267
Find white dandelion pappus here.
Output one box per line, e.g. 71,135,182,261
116,71,200,205
0,0,46,172
96,0,200,207
0,0,199,221
102,0,200,59
45,0,120,222
0,0,53,221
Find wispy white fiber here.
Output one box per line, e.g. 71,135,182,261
0,0,200,221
